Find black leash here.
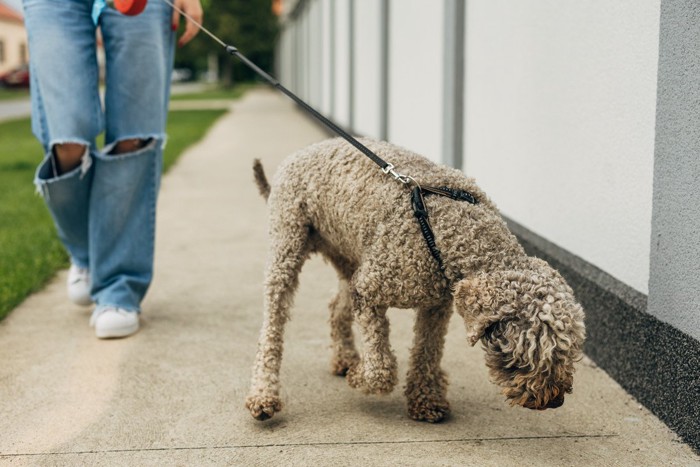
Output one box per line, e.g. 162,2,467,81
161,0,479,269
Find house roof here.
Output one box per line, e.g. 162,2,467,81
0,1,23,23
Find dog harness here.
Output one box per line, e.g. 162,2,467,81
411,185,478,271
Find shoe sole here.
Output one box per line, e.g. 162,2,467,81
95,323,139,339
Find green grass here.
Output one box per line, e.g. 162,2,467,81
170,83,255,101
0,88,30,101
0,108,227,321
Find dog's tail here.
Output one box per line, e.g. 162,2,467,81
253,159,271,201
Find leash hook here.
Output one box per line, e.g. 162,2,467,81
382,163,417,186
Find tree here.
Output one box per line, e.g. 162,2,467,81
174,0,278,86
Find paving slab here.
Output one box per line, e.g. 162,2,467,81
0,88,698,466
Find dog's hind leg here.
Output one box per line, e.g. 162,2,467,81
404,304,452,422
246,215,311,421
329,279,360,376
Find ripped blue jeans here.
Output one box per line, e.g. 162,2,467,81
23,0,175,311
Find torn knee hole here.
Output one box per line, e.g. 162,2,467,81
110,138,151,155
54,143,87,159
52,143,88,175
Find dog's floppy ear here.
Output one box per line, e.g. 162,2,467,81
453,272,521,346
454,275,501,346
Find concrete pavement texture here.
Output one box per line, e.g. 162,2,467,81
1,89,698,466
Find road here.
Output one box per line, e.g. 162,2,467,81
0,82,208,123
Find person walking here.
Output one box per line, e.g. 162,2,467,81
22,0,202,338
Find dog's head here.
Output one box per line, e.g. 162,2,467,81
452,259,586,410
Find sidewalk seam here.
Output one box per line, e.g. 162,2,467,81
0,433,619,457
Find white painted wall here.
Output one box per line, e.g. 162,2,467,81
320,0,333,116
277,26,294,90
463,1,660,294
299,6,309,101
279,0,660,295
307,0,323,109
352,0,382,138
387,0,444,162
332,0,352,128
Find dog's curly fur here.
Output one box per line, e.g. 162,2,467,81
246,138,586,422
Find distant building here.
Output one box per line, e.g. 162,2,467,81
0,1,27,74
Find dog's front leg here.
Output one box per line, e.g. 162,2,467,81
404,305,452,422
329,279,360,376
246,228,309,421
346,297,398,395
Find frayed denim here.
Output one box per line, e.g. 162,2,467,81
25,0,175,311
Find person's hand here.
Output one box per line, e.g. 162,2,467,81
171,0,203,47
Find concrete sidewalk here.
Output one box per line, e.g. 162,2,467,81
0,89,697,466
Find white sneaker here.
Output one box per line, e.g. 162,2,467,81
67,264,93,306
90,306,140,339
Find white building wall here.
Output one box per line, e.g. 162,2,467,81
278,24,294,91
352,0,382,139
307,0,323,109
320,0,333,116
387,0,445,162
463,1,660,294
332,0,352,128
299,5,309,101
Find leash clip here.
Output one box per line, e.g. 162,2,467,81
382,163,414,185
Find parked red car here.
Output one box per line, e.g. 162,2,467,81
0,64,30,88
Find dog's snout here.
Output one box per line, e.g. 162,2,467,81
546,394,565,409
521,393,565,411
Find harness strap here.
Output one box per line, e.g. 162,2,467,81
411,185,478,271
421,186,478,204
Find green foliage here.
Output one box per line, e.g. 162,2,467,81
174,0,279,85
0,109,226,320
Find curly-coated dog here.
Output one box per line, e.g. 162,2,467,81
246,138,586,422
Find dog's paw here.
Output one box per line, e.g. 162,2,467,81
405,378,450,423
346,362,398,395
245,394,283,421
407,397,450,423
